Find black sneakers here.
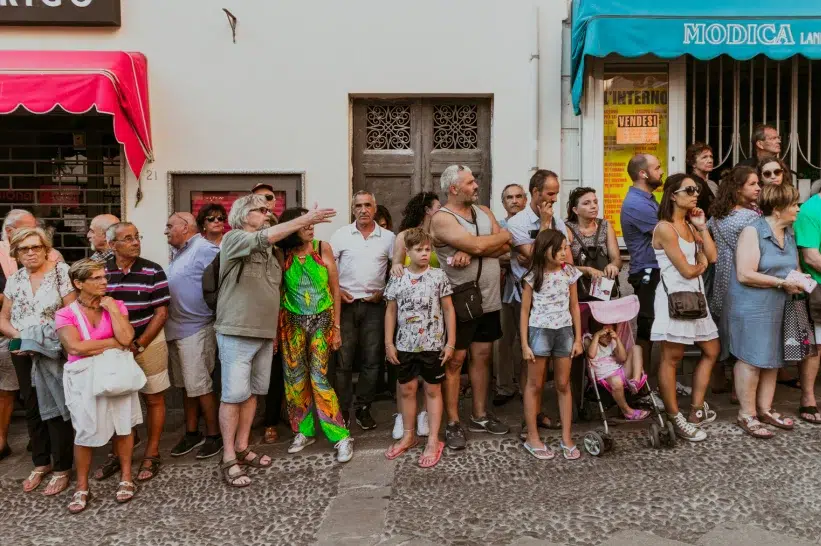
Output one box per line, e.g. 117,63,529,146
355,407,377,430
170,432,205,457
196,435,224,459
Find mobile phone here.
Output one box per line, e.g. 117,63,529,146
8,338,21,351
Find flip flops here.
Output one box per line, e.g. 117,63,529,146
798,406,821,424
385,439,419,460
418,442,444,468
523,442,555,460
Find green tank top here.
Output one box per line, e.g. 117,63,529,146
281,240,333,315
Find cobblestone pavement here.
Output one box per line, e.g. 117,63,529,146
3,387,821,546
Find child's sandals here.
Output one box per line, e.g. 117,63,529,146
628,374,648,394
623,408,650,421
559,441,581,461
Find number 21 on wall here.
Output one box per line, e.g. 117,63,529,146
142,169,158,181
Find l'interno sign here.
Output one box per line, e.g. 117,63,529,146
0,0,120,27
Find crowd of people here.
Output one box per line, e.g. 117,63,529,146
0,121,818,512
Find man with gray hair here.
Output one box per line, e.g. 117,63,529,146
737,123,781,168
87,213,120,261
164,212,222,459
216,195,340,486
430,165,512,450
0,209,62,278
329,190,396,431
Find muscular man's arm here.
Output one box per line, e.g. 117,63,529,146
430,211,511,257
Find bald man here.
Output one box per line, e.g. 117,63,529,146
88,213,120,261
164,212,223,459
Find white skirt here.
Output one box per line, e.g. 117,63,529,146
63,357,143,448
650,289,718,345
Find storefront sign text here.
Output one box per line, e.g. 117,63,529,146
684,23,795,46
0,0,120,27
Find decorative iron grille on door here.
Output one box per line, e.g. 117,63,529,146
0,110,122,263
352,98,491,225
687,55,821,181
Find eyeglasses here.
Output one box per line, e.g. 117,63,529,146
114,235,143,244
762,168,783,178
673,186,700,196
205,216,226,223
253,207,270,214
17,244,44,254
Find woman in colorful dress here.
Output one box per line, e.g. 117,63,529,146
277,207,353,462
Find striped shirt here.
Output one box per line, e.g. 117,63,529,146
105,256,170,338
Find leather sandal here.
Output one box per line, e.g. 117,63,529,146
68,490,92,514
115,481,137,504
737,415,774,439
220,459,250,488
136,456,161,482
757,411,794,431
93,454,121,481
237,448,272,468
798,406,821,424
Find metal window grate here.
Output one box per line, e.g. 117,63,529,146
0,110,122,264
687,55,821,181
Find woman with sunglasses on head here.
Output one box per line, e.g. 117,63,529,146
651,174,720,442
758,157,793,187
196,204,228,247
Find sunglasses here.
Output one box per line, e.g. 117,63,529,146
205,216,225,223
17,244,44,254
673,186,700,196
762,168,783,178
262,194,274,201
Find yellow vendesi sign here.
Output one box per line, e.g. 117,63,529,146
603,72,668,237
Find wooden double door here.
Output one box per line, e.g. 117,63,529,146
352,98,492,227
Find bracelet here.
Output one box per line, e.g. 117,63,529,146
776,279,785,290
445,344,455,350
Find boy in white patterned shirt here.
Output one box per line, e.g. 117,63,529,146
384,228,455,468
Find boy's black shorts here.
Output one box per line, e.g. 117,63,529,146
396,351,445,385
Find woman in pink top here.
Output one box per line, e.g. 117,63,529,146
55,259,140,514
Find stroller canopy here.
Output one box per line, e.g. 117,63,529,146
586,295,639,325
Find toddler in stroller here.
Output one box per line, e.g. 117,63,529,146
582,296,650,421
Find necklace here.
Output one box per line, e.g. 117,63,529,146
77,297,101,310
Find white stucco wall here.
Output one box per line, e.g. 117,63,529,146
0,0,567,264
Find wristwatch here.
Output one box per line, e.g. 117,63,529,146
776,279,785,290
132,341,145,354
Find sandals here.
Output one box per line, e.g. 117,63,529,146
116,481,137,504
23,467,51,492
798,406,821,424
418,441,444,468
737,415,774,439
236,448,272,468
385,439,419,461
537,413,562,430
93,454,121,481
43,471,71,497
136,456,161,482
623,409,650,421
68,490,92,514
560,441,581,461
628,375,648,395
263,426,279,444
523,442,555,460
220,459,251,488
758,411,794,431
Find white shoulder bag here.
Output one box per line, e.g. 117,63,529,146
69,302,146,397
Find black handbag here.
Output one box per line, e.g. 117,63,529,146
566,221,619,302
450,207,484,322
660,274,708,320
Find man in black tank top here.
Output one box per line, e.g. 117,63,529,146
430,165,512,450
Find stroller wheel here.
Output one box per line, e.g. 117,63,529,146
583,431,604,457
602,434,614,452
648,423,661,449
664,419,677,447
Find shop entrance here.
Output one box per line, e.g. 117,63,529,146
351,98,492,225
687,56,821,183
0,108,122,263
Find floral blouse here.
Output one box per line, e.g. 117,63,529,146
524,265,581,330
3,262,73,331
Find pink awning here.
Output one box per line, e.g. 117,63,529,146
0,50,153,179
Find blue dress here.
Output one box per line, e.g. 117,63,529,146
721,217,797,368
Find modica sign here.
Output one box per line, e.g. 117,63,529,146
0,0,121,27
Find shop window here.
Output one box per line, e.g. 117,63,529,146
0,109,121,263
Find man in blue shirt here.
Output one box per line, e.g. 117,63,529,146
164,212,223,459
620,154,663,370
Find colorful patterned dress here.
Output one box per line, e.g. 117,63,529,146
279,240,349,442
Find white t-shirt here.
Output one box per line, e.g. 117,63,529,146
384,267,452,352
523,265,580,329
506,205,568,302
330,223,396,299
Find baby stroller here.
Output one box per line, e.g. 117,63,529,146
577,295,674,456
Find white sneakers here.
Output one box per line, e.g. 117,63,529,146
288,433,316,454
335,437,354,463
392,411,430,440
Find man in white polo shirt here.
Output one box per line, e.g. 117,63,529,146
330,190,396,430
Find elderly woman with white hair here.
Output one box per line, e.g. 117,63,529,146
0,209,63,278
0,227,75,496
215,194,336,487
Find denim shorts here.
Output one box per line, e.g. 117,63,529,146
216,333,274,404
528,326,574,357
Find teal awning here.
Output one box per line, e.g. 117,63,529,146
571,0,821,114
